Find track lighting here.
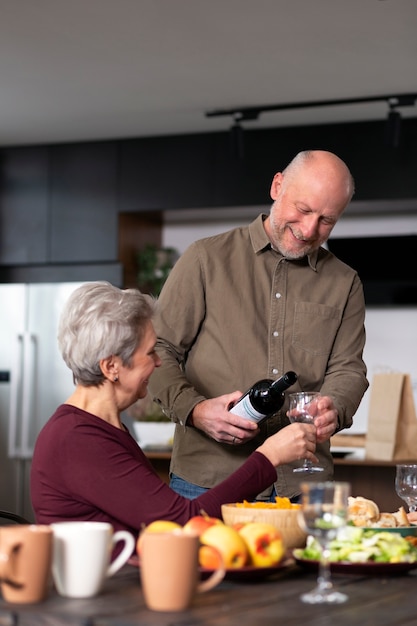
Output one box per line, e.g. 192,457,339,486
206,93,417,155
205,93,417,123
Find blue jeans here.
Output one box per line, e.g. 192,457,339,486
170,473,300,503
170,474,208,499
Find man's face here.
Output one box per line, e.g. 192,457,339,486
266,169,346,259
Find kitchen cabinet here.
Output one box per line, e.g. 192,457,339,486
118,135,216,211
0,142,118,270
49,142,118,263
0,147,49,265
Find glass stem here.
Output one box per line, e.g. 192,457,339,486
317,543,333,593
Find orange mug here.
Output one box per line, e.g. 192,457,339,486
0,525,53,604
140,530,225,611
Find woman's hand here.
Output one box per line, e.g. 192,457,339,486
256,422,318,468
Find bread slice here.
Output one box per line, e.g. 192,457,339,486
348,496,380,527
392,506,410,527
377,512,397,527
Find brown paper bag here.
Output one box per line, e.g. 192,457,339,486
365,373,417,461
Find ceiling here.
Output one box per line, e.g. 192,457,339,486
1,0,416,147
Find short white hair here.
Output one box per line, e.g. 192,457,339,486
58,281,156,386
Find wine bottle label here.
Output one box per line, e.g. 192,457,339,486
229,396,265,423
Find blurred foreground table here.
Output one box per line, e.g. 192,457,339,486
1,560,416,626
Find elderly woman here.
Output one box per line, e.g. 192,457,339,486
31,282,316,540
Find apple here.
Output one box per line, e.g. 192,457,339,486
200,523,248,569
183,513,222,536
237,522,284,567
136,519,182,554
198,544,224,570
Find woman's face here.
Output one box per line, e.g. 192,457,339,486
118,320,161,408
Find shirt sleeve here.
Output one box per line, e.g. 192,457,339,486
149,243,208,424
53,423,277,529
320,272,368,429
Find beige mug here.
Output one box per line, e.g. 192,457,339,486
0,524,53,604
51,521,135,598
140,530,225,612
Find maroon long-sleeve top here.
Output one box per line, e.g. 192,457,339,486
30,405,277,540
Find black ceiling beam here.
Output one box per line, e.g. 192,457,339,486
205,93,417,122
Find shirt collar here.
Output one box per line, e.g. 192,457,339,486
249,213,319,271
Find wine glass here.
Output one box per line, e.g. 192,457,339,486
298,481,350,604
395,464,417,513
288,392,324,473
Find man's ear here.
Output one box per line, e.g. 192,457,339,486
270,172,284,200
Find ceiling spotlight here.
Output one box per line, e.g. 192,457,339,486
385,108,402,149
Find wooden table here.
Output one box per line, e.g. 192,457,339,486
2,559,417,626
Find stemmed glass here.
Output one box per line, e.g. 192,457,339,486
288,392,324,473
395,464,417,513
298,481,350,604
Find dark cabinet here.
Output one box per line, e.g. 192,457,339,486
119,135,215,211
49,142,118,263
0,147,49,265
0,142,119,269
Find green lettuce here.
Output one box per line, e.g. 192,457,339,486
294,527,417,564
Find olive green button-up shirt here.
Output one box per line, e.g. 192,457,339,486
149,214,368,498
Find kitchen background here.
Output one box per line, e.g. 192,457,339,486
1,1,416,518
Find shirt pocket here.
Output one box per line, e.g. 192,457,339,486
292,301,342,357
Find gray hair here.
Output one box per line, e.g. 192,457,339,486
58,281,156,386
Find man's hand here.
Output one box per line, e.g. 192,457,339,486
190,392,259,445
313,395,339,443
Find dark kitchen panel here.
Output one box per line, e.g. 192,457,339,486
327,235,417,304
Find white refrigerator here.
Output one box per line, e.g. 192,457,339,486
0,282,84,521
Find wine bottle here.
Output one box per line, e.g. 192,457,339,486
229,371,298,423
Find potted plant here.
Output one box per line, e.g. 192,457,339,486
129,393,175,449
136,243,178,297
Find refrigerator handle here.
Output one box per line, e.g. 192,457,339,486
8,334,24,458
21,332,37,459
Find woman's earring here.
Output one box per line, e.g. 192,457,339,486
113,376,119,382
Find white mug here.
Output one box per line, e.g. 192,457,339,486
51,521,135,598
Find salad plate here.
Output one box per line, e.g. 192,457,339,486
293,527,417,576
365,525,417,538
293,554,417,576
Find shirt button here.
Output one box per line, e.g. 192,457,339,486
275,293,281,299
272,368,279,375
273,331,279,337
